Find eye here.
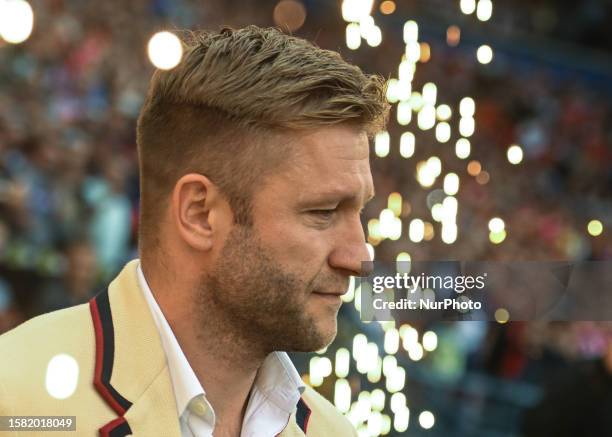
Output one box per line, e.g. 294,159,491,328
310,209,337,220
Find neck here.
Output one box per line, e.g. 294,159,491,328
144,261,268,431
169,301,267,427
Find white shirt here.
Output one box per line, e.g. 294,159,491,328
137,262,305,437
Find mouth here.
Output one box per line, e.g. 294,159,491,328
312,288,346,297
311,290,345,304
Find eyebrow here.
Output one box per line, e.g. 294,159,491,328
302,187,375,208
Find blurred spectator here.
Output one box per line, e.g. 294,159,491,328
522,326,612,436
34,239,100,314
83,155,132,278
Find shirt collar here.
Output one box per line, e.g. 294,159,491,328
255,351,305,414
136,261,305,419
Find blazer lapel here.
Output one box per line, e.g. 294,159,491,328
88,260,181,437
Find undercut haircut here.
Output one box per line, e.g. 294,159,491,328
137,25,388,254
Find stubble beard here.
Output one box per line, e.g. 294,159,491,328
195,225,338,357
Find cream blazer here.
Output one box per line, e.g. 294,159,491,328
0,260,357,436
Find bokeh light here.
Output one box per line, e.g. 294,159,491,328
147,31,183,70
436,104,452,121
409,219,425,243
419,42,431,62
476,0,493,21
417,105,436,130
587,219,603,237
379,0,396,15
366,26,382,47
393,407,409,432
489,229,506,244
341,0,374,22
455,138,471,159
475,170,490,184
446,25,460,46
45,354,79,400
419,410,435,429
443,173,460,195
507,144,524,164
0,0,34,44
488,217,505,233
435,122,451,143
346,23,361,50
459,116,475,137
334,378,351,412
495,308,510,323
460,0,476,15
403,20,418,43
399,132,415,158
459,97,475,117
375,131,390,157
467,160,482,176
273,0,307,32
477,44,494,64
422,331,438,352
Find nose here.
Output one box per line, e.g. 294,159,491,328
328,215,371,277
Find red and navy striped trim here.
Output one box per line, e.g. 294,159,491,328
89,290,133,437
99,417,131,437
296,397,312,434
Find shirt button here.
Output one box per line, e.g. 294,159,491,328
192,400,207,416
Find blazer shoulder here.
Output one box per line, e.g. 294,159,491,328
0,303,94,379
0,302,91,346
301,385,357,435
0,302,118,424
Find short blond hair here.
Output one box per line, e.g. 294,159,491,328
137,26,388,252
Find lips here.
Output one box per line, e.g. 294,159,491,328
312,290,346,297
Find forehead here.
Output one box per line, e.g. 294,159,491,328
268,125,373,202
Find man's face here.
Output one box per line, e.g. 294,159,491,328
202,125,373,353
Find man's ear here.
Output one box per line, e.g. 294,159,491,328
171,173,230,252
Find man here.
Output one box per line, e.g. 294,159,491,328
0,26,387,436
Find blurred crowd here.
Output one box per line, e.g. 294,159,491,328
0,0,611,435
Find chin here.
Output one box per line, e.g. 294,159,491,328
310,318,338,350
283,318,338,353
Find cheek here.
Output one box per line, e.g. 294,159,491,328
265,222,329,268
